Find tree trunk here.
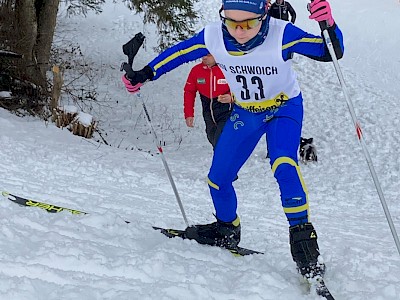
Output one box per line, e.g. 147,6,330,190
33,0,60,88
14,0,37,77
13,0,59,88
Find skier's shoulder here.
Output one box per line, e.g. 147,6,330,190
269,16,290,29
190,62,206,74
212,65,226,78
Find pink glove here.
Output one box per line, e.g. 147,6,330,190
122,75,143,94
308,0,334,27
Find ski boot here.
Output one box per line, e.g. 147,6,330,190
289,222,326,279
185,215,241,248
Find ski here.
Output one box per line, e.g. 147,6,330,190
2,191,134,223
303,274,335,300
313,277,335,300
2,191,87,215
153,226,264,257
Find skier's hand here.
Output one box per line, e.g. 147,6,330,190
217,93,233,104
121,65,154,94
308,0,334,27
122,75,143,94
185,117,194,127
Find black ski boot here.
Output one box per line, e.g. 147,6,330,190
289,223,326,279
185,216,241,248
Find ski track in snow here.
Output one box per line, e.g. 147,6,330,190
1,0,400,299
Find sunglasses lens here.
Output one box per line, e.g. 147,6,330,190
223,17,261,30
225,19,240,29
247,19,260,28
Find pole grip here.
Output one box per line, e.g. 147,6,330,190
120,62,135,81
120,32,146,81
122,32,145,67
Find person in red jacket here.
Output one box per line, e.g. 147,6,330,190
184,54,233,148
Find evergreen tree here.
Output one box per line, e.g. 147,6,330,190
124,0,197,52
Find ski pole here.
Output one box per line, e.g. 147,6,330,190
316,14,400,255
120,33,189,227
135,92,189,227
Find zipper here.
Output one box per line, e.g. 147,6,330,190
209,67,216,124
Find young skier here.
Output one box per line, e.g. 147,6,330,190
122,0,344,278
184,54,233,148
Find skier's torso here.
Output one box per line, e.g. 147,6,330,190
204,19,300,113
184,62,232,122
190,63,230,100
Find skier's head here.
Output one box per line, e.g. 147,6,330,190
221,0,268,44
222,0,267,14
201,54,216,67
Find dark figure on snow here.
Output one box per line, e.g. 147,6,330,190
269,0,296,24
184,54,233,148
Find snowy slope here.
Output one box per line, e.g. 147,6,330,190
1,0,400,299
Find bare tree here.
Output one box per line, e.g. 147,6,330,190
63,0,105,16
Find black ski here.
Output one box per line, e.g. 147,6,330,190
153,226,263,257
2,191,87,215
2,191,132,223
312,276,335,300
302,274,335,300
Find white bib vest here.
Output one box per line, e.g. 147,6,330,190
204,18,300,113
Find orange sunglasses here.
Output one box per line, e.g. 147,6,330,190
220,10,265,30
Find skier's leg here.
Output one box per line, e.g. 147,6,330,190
203,111,217,147
186,107,264,247
212,106,232,148
267,97,324,276
267,115,309,226
213,117,228,148
208,108,264,222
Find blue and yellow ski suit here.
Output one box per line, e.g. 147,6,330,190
146,18,344,226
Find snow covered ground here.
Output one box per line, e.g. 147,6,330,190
1,0,400,299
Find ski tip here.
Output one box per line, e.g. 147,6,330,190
153,225,264,256
2,191,11,198
153,226,186,238
228,247,264,256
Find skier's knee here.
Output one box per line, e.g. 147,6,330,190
207,174,233,191
207,176,220,191
271,156,302,183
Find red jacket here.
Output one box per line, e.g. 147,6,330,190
183,62,230,119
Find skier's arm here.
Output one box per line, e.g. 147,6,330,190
148,30,209,80
281,23,344,62
122,30,209,94
287,3,296,24
183,67,198,119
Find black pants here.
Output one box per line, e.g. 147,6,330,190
201,97,232,149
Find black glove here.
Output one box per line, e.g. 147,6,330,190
123,64,154,86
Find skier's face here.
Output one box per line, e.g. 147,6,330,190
223,10,265,44
202,54,216,67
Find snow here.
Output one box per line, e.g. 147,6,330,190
77,112,93,126
0,91,12,98
1,0,400,299
62,105,79,114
